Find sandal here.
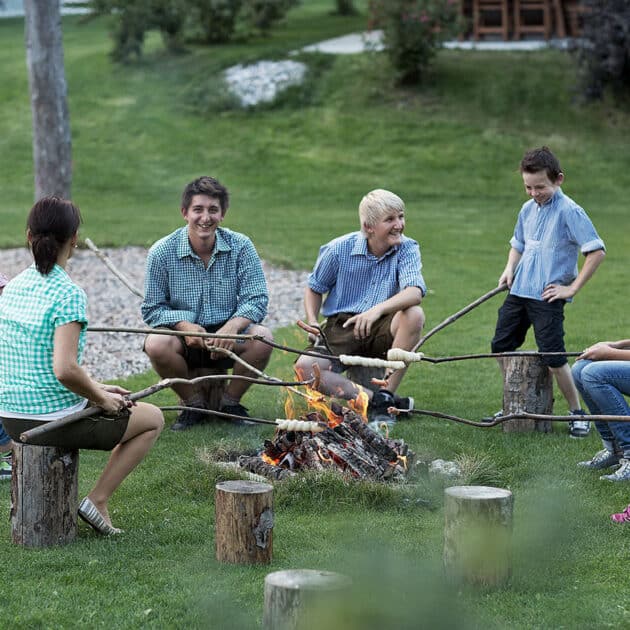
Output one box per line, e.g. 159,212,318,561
610,504,630,523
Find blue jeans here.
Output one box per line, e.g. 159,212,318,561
0,421,11,449
572,360,630,456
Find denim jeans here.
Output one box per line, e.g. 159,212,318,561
0,421,11,449
572,359,630,455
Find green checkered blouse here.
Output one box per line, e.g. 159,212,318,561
0,264,87,414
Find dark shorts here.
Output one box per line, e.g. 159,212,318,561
305,312,396,373
1,411,130,451
147,324,239,371
491,294,567,368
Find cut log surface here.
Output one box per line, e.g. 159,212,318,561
11,444,79,547
443,485,514,587
502,355,553,433
215,480,274,564
263,569,352,630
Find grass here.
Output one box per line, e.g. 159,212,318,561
2,1,630,627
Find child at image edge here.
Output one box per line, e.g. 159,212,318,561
489,146,606,438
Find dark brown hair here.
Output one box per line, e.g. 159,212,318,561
181,176,230,214
520,146,562,182
27,196,82,275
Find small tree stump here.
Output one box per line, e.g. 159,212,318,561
346,366,384,393
502,355,553,433
188,366,226,418
11,443,79,547
263,569,352,630
215,480,273,564
443,485,514,588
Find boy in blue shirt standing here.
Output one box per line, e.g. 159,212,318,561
294,189,426,427
490,147,606,437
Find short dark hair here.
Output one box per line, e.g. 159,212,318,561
27,196,82,275
520,146,562,181
181,176,230,214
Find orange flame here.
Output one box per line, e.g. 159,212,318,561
262,453,281,466
303,385,343,427
348,386,369,421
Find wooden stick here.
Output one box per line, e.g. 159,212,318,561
413,284,508,351
18,374,312,443
84,238,144,298
159,405,279,426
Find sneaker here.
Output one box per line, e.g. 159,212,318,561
611,504,630,523
171,407,207,432
600,458,630,482
0,458,11,480
393,394,414,417
367,389,396,428
577,448,622,470
482,409,503,423
569,409,590,438
219,402,254,426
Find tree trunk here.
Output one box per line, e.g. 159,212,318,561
263,569,352,630
24,0,72,199
11,444,79,547
188,366,226,418
502,355,554,433
443,485,513,588
215,480,274,564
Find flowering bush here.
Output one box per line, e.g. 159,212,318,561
368,0,462,85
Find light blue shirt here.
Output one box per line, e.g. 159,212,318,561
141,227,268,328
509,188,605,301
308,231,426,317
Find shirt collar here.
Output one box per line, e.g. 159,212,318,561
176,226,231,259
350,232,398,260
538,187,563,210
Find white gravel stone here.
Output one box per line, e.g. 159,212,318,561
224,59,307,107
1,247,309,382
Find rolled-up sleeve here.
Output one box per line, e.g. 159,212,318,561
308,243,338,295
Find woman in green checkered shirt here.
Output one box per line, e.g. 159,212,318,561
0,197,164,535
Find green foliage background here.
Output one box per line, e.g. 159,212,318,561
1,1,630,627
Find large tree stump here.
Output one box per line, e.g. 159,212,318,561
188,366,226,418
263,569,352,630
502,355,553,433
443,485,514,588
11,443,79,547
215,480,273,564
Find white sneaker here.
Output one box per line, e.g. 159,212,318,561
600,458,630,482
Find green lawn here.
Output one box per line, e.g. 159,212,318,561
2,1,630,628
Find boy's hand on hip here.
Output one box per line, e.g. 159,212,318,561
542,284,574,302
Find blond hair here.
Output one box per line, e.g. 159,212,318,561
359,189,405,236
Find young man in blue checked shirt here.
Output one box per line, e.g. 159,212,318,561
294,189,426,428
489,147,606,438
142,176,273,430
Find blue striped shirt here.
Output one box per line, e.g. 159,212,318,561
308,231,426,316
0,265,87,414
509,188,605,301
141,227,268,328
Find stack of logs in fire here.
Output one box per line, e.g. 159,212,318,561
238,402,414,482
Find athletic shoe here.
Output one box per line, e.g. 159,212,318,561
367,389,397,428
600,458,630,482
577,448,622,470
0,458,10,481
569,409,590,438
219,403,254,426
393,394,414,417
611,504,630,523
171,407,207,431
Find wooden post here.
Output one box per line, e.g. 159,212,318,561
188,366,226,418
11,443,79,547
263,569,352,630
443,485,513,588
502,355,553,433
215,480,273,564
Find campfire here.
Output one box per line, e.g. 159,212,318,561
238,387,415,482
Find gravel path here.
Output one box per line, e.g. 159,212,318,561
1,247,309,382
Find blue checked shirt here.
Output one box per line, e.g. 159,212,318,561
308,231,426,316
141,227,268,328
0,265,87,414
509,188,605,301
